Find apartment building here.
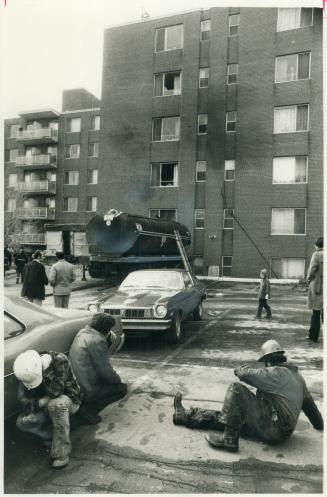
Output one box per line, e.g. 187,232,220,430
98,6,323,278
4,88,100,256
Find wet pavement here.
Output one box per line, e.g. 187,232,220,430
3,279,324,493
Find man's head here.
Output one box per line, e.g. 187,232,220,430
56,251,65,260
33,250,43,261
315,237,323,249
13,350,43,389
20,248,25,253
258,339,286,366
91,313,115,335
260,269,267,279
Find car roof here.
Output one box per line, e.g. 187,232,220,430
128,268,188,273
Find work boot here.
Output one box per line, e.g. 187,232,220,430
205,426,239,452
78,405,102,425
16,278,19,284
266,314,272,319
173,392,188,425
255,314,262,319
52,457,70,469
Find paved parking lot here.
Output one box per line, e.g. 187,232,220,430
4,278,323,493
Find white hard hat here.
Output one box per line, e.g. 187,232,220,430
13,350,42,389
258,340,285,362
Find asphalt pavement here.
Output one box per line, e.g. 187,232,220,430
3,275,324,493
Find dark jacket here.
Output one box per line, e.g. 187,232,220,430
17,351,82,412
21,260,48,300
258,278,270,300
69,325,122,400
15,252,28,273
307,248,323,310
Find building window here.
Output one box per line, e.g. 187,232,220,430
195,209,205,229
151,163,178,187
223,209,234,229
65,144,80,159
87,196,97,212
199,68,209,88
224,160,235,181
88,142,99,157
227,64,238,84
271,208,306,235
64,171,79,185
155,24,183,52
200,20,211,40
271,258,305,279
229,14,240,36
8,174,17,187
196,161,206,182
87,169,98,184
8,148,18,162
7,198,16,212
198,114,208,134
152,117,180,141
67,118,81,133
275,52,311,83
222,256,233,276
90,115,100,131
226,111,237,132
8,124,20,138
50,172,57,182
63,197,78,212
274,105,309,133
277,8,313,32
149,209,177,221
47,198,56,209
154,72,181,97
273,157,307,184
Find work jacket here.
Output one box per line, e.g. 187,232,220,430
235,363,323,436
307,248,323,310
21,260,48,300
15,253,28,272
258,278,270,300
48,259,76,295
69,325,122,400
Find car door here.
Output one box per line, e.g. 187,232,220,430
181,272,198,316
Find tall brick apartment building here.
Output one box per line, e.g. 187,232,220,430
99,6,323,278
4,7,323,278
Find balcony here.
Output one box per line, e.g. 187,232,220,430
16,154,57,170
11,233,46,245
16,207,55,220
16,128,58,144
15,181,56,195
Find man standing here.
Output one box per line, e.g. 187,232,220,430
69,313,127,423
48,251,76,308
173,340,323,452
307,237,323,342
21,250,48,306
14,248,28,284
13,349,82,468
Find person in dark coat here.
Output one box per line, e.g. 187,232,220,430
21,250,48,306
173,340,323,453
69,313,127,424
256,268,272,319
307,237,323,342
15,248,28,284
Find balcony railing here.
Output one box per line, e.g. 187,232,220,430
16,128,58,142
15,181,56,194
16,207,55,220
16,154,57,168
11,233,46,244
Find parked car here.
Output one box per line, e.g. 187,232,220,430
88,269,206,343
4,295,94,419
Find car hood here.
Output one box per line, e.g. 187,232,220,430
101,288,180,308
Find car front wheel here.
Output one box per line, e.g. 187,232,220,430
193,300,203,321
167,312,182,344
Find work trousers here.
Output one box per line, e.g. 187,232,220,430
257,299,272,318
16,395,79,460
180,383,290,445
54,295,70,309
84,382,128,414
309,309,323,342
28,298,42,307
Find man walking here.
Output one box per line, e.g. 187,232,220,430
21,250,48,306
173,340,323,452
307,237,323,342
13,349,82,468
69,313,127,423
14,248,28,284
48,251,76,308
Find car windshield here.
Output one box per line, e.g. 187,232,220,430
4,313,25,340
119,271,183,290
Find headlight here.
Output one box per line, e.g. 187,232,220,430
155,305,167,318
88,304,98,313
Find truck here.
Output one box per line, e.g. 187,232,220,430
86,209,192,281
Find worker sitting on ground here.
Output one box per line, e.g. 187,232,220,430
69,313,127,424
173,339,323,452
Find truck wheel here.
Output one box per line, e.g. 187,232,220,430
193,301,203,321
167,312,182,344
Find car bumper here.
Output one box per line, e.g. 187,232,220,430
121,318,172,331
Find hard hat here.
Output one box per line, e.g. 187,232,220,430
13,350,42,390
258,340,285,362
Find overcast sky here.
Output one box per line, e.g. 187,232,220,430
0,0,321,119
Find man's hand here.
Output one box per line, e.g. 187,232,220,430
38,396,51,408
265,294,269,300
